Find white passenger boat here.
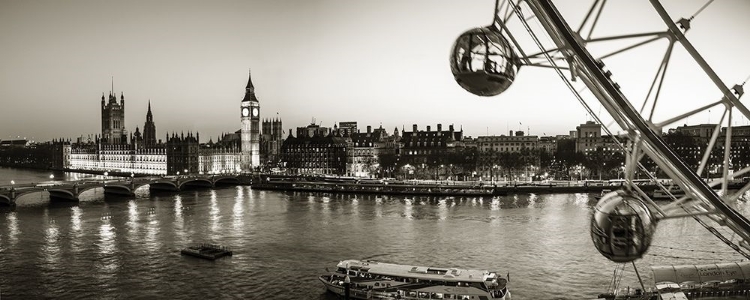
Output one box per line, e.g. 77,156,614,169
320,260,510,299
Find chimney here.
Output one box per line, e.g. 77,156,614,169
437,124,442,132
510,130,514,136
449,125,454,132
367,126,372,133
427,125,431,132
413,124,418,132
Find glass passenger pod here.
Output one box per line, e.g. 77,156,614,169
450,26,519,97
591,190,656,263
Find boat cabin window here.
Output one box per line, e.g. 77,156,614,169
431,292,445,299
337,267,347,273
444,294,453,299
418,291,429,298
460,295,471,300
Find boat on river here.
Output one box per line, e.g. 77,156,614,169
597,261,750,299
320,260,510,299
180,243,233,260
650,185,685,200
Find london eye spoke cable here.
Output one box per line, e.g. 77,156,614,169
508,1,658,187
690,0,714,21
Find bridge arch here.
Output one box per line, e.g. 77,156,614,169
47,188,78,202
0,194,11,206
77,185,103,195
179,178,213,190
133,183,150,190
214,177,240,186
102,184,135,197
11,190,50,205
150,181,179,192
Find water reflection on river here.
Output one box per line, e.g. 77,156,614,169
0,168,746,299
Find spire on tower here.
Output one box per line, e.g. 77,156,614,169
241,68,259,102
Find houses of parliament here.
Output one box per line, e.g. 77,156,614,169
61,71,281,175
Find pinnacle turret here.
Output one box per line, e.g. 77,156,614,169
143,100,157,146
146,100,153,121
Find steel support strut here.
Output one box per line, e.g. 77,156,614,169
526,0,750,242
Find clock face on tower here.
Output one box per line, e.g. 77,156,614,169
241,107,249,117
252,107,259,117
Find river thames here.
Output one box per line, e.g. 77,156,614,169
0,167,746,299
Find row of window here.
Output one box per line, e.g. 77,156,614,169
407,142,446,147
285,158,344,163
69,162,167,171
481,142,535,146
353,142,375,147
480,147,529,152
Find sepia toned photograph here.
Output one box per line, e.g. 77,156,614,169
1,0,750,299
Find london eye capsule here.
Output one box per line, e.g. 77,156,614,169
450,26,520,97
591,190,656,263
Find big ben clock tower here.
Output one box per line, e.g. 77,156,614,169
240,69,260,172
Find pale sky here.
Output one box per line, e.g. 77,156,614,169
1,0,748,142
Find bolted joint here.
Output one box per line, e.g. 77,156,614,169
732,84,744,98
677,18,691,32
595,59,606,69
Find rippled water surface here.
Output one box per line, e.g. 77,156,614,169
0,167,746,299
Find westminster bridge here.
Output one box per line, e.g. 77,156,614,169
0,175,251,206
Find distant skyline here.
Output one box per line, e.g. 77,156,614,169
1,0,749,141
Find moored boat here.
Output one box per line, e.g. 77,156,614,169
320,260,510,299
650,186,685,200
